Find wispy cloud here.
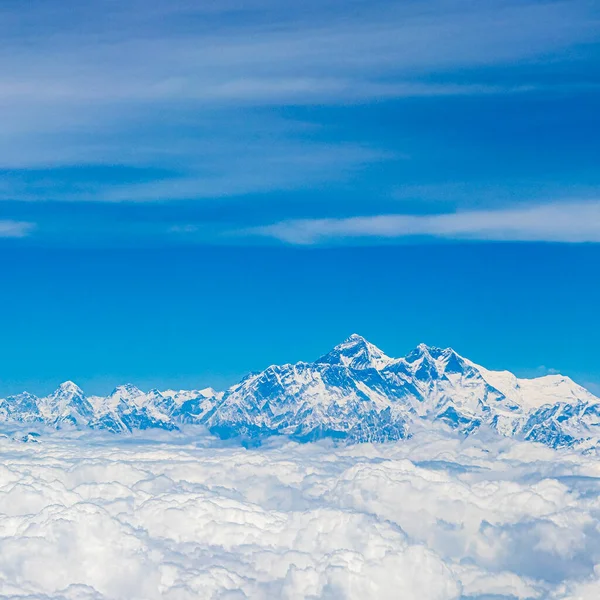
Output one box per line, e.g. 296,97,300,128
0,0,597,204
0,140,390,202
1,0,596,109
248,200,600,244
0,220,35,238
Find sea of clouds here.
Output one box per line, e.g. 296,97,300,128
0,427,598,599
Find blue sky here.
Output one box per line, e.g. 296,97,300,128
0,0,599,395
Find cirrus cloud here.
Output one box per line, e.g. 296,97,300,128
0,220,35,238
249,200,600,244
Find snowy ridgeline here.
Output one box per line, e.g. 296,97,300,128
3,334,600,450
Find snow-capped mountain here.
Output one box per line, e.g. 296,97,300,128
1,335,598,449
38,381,94,427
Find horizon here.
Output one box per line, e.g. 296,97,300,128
4,330,598,398
2,242,599,397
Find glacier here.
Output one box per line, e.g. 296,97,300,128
2,334,599,450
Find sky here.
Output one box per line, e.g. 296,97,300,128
0,0,599,396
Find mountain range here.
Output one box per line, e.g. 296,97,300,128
2,334,599,449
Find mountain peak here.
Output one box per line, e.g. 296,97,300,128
347,333,366,342
405,343,460,360
110,383,144,399
0,338,598,449
54,381,84,396
398,344,472,378
316,334,393,370
41,381,92,422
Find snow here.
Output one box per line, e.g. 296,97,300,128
0,336,598,449
317,333,395,370
161,387,220,404
471,363,598,410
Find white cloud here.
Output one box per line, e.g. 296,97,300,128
250,200,600,244
0,0,597,202
0,429,598,598
0,220,35,238
1,1,593,109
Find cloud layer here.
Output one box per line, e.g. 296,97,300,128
0,429,599,598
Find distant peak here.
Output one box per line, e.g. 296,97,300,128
55,381,84,395
199,387,219,398
110,383,144,398
406,343,457,359
418,342,447,353
346,333,366,342
401,344,470,377
8,391,38,400
339,333,376,348
316,334,393,370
